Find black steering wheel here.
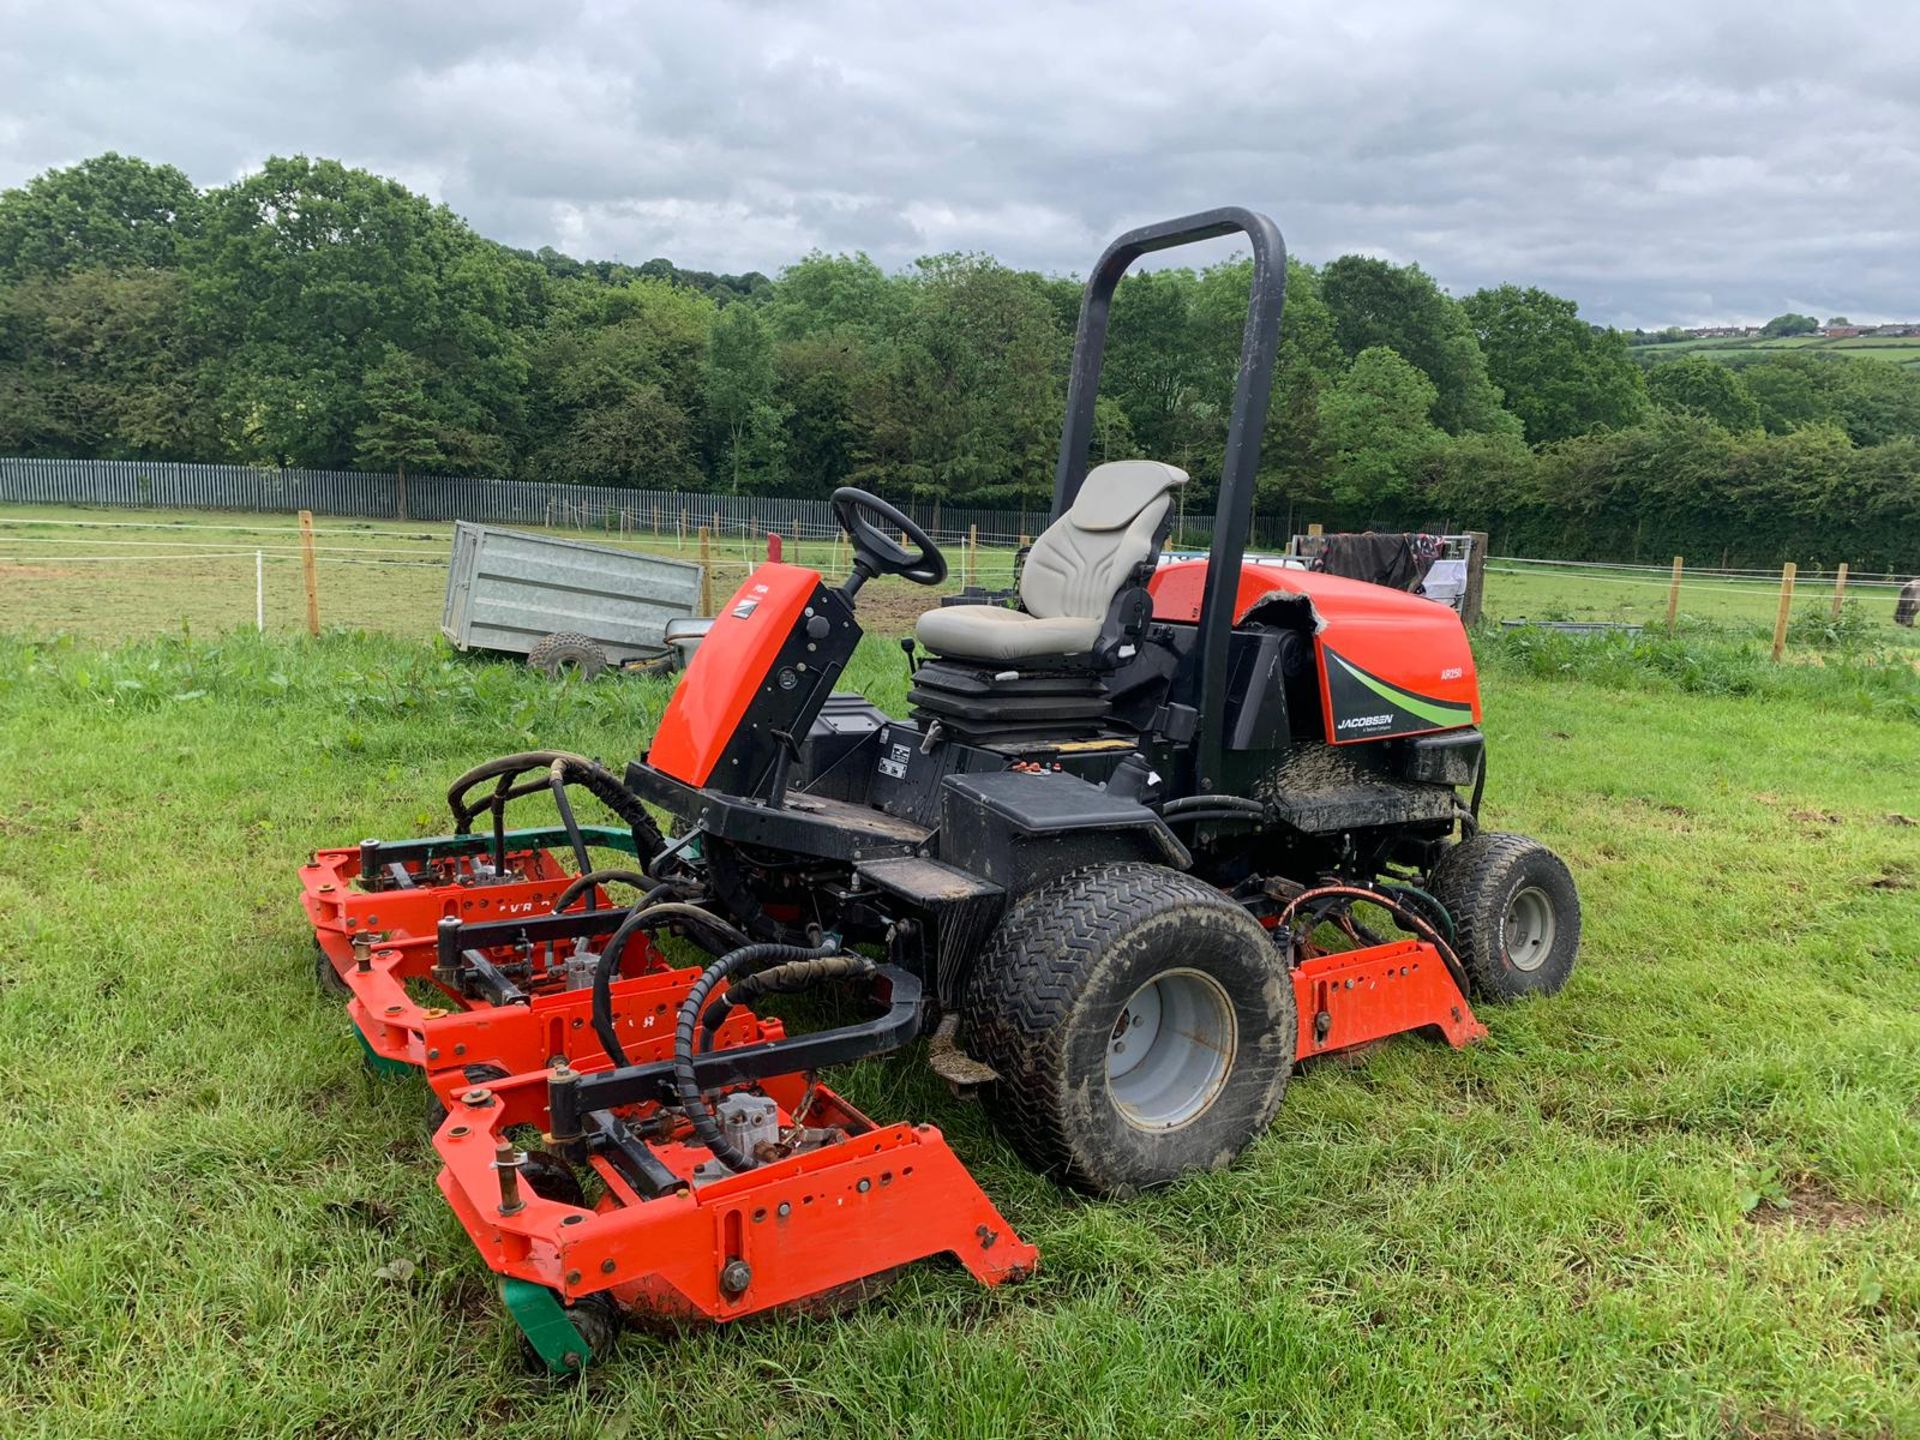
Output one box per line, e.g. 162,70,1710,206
830,487,947,587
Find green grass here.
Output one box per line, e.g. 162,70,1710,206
1633,335,1920,370
1,619,1917,1438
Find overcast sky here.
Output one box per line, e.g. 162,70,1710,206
2,0,1915,328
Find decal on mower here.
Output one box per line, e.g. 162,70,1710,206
878,741,912,779
1322,647,1474,742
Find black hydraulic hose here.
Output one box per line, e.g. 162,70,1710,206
548,759,594,907
1465,752,1487,836
549,868,655,917
697,954,877,1051
446,750,670,876
590,899,751,1069
669,939,840,1173
1278,883,1473,1000
1160,795,1267,817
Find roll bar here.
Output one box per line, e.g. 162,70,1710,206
1050,207,1289,794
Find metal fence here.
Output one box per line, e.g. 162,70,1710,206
0,456,1304,547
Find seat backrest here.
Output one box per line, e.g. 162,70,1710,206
1020,460,1188,620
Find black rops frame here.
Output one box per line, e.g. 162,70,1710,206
1050,207,1288,796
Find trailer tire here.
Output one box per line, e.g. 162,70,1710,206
963,862,1295,1197
1428,831,1580,1002
528,632,610,680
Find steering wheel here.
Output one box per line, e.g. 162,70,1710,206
830,487,947,587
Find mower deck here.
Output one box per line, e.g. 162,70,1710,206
300,826,1037,1373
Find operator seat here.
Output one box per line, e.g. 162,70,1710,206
914,460,1188,663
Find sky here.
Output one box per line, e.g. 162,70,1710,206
2,0,1916,329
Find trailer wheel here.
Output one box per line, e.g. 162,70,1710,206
528,632,610,680
1428,831,1580,1001
963,862,1295,1197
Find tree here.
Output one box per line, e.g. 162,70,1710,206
0,153,199,280
1826,316,1851,328
190,155,532,468
354,346,445,518
1760,312,1820,338
1462,284,1646,444
1645,355,1762,431
1320,256,1506,434
706,302,787,493
1314,347,1442,512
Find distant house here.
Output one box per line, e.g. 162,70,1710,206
1824,325,1862,338
1867,323,1920,337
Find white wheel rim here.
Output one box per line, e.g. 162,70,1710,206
1105,968,1237,1130
1503,885,1557,972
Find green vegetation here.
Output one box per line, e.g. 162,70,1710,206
5,154,1920,570
0,617,1915,1437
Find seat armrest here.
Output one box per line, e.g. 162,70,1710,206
1091,585,1154,669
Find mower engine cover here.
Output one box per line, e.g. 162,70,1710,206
1149,561,1480,743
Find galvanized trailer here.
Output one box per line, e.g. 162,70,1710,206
440,522,705,676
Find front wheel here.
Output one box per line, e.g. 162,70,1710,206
963,863,1296,1197
1428,831,1580,1001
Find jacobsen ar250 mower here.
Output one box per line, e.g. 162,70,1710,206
301,208,1579,1373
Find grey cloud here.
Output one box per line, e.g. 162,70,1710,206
1,0,1915,325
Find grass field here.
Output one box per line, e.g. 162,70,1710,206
2,509,1919,1438
1632,335,1920,370
1,504,1914,651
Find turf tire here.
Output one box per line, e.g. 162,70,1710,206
963,862,1295,1197
1428,831,1580,1001
528,632,610,680
313,937,351,998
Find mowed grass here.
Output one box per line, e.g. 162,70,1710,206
1,620,1917,1439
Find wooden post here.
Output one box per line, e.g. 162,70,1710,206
1831,562,1849,620
698,527,713,617
1771,561,1797,662
653,505,661,538
1665,555,1684,634
1461,531,1489,626
298,510,320,636
968,524,978,587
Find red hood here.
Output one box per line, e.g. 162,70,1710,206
1148,560,1480,742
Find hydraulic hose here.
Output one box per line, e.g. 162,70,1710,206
589,898,751,1069
549,868,655,917
668,939,841,1173
1276,882,1472,999
444,750,670,878
548,758,593,904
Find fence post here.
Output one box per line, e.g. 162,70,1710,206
968,524,978,587
1771,561,1797,662
298,510,320,636
1666,555,1684,634
1307,522,1324,538
1831,562,1849,620
1462,531,1489,626
256,549,265,633
698,527,713,617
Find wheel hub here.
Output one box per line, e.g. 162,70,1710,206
1503,884,1557,972
1105,968,1237,1131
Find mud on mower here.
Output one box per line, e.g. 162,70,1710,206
301,208,1579,1374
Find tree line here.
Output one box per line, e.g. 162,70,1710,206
2,154,1916,568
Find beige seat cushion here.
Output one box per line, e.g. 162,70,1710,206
913,605,1103,661
914,459,1187,662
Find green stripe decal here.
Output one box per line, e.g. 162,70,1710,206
1329,653,1472,728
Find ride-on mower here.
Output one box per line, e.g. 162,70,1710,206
302,207,1580,1373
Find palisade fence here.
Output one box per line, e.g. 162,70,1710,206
0,456,1306,549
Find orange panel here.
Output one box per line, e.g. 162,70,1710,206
648,564,822,786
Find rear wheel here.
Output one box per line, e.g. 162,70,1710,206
528,632,610,680
312,937,351,998
963,862,1295,1196
1429,831,1580,1001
